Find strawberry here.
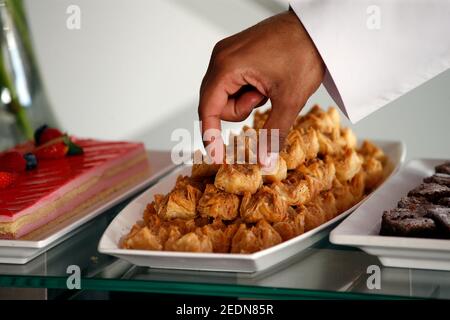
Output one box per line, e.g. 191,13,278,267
35,142,68,160
0,172,17,189
34,125,63,146
62,135,84,155
0,151,26,172
39,128,63,145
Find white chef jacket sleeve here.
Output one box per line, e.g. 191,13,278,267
290,0,450,123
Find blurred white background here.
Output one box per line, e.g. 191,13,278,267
24,0,450,160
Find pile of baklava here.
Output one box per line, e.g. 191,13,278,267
121,106,390,253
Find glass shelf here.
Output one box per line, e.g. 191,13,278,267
1,191,449,300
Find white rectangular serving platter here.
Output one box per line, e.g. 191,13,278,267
99,140,405,273
0,151,178,265
330,158,450,271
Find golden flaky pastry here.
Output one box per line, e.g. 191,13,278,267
280,128,319,170
296,157,336,191
191,151,221,179
301,191,338,232
253,109,269,130
175,175,207,192
357,140,387,190
197,184,240,220
316,131,339,155
226,126,258,164
262,155,288,183
214,164,262,195
362,157,384,191
273,207,305,241
122,105,388,255
198,220,239,253
165,231,213,253
272,171,310,205
296,106,340,138
240,186,288,223
191,162,220,179
154,183,202,220
334,147,363,182
358,140,386,162
338,127,357,149
331,171,365,213
122,226,163,250
231,220,282,253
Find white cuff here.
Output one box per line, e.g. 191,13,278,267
290,0,450,123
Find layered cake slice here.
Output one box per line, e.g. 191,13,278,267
0,126,150,239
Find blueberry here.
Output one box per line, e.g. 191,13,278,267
24,153,38,170
34,124,48,145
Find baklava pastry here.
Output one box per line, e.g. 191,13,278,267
197,184,240,220
301,191,337,232
175,175,208,192
273,207,305,241
262,155,288,183
122,226,163,250
319,191,338,221
143,202,161,229
199,221,239,253
226,126,258,164
272,171,311,205
301,128,320,160
358,140,386,162
338,127,357,149
280,130,306,170
154,184,202,220
191,162,220,179
362,157,384,190
191,150,221,178
332,178,357,213
164,217,197,235
316,131,339,155
349,170,366,201
280,128,319,170
122,105,388,254
296,106,340,137
240,186,288,223
214,164,262,195
231,220,282,253
296,157,336,191
253,109,269,130
166,231,213,253
335,148,363,182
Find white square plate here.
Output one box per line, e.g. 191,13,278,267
330,158,450,271
98,140,405,273
0,151,177,264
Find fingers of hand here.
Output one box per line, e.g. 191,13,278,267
220,89,266,122
262,92,304,151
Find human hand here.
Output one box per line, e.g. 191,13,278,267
198,10,325,163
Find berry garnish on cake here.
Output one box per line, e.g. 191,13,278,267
0,125,150,239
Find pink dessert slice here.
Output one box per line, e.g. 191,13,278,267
0,138,150,239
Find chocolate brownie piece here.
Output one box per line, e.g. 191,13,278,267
380,208,437,238
425,207,450,237
424,173,450,187
435,162,450,175
438,197,450,207
407,183,450,202
397,196,430,209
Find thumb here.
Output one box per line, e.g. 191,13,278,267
220,89,266,122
